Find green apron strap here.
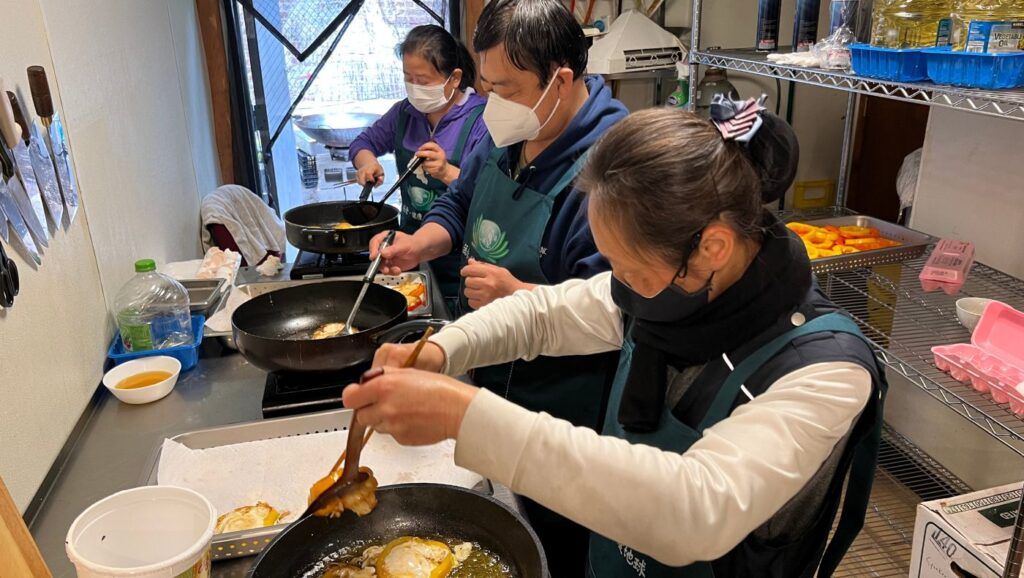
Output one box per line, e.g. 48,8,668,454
697,313,863,431
547,151,591,197
449,105,484,166
394,104,411,152
817,416,882,577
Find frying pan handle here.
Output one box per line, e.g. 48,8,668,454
359,181,373,202
375,319,448,345
301,227,347,247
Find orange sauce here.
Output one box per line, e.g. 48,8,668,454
116,371,172,390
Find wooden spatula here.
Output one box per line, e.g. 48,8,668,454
304,327,436,517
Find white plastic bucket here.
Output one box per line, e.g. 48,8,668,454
66,486,215,578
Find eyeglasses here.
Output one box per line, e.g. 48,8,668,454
666,228,713,297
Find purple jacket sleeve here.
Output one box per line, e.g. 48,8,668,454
348,101,405,160
422,138,493,255
458,114,491,166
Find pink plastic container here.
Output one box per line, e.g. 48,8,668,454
972,301,1024,372
932,302,1024,415
919,239,976,295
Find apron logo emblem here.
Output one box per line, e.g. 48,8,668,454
408,185,436,213
470,215,510,263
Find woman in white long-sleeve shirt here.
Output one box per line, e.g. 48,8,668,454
343,107,887,578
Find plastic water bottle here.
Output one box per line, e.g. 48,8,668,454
114,259,193,352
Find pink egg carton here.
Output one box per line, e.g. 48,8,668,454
919,239,976,295
931,301,1024,415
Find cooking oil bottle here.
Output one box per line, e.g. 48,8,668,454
951,0,1024,51
871,0,954,47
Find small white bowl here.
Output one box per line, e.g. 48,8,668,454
956,297,995,334
102,356,181,404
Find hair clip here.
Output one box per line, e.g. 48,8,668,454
710,94,768,143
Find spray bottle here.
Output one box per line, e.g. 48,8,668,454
666,62,690,108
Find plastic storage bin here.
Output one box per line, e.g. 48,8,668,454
850,43,930,81
108,315,205,371
923,47,1024,88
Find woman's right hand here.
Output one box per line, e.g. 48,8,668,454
373,341,446,372
369,230,421,275
356,161,385,187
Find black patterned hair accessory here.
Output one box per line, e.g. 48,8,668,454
710,93,768,143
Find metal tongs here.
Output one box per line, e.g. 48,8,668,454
340,229,395,335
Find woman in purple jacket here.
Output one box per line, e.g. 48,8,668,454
350,25,488,304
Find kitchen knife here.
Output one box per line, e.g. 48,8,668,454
0,147,10,243
27,66,78,226
0,177,41,265
10,90,62,230
6,91,51,239
0,79,48,247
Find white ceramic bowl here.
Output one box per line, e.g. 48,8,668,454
956,297,995,333
102,356,181,404
66,486,215,578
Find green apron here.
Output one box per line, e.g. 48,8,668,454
588,313,885,578
394,104,484,306
458,146,615,430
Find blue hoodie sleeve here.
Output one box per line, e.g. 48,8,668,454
349,101,404,159
548,189,611,281
423,137,495,254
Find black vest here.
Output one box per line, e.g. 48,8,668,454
667,283,886,577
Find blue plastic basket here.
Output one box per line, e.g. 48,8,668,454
108,315,205,371
850,44,929,82
923,47,1024,89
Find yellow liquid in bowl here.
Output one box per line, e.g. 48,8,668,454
116,371,172,389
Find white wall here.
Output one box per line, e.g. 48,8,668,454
605,0,848,190
910,107,1024,278
0,0,219,511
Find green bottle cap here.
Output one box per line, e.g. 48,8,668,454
134,259,157,273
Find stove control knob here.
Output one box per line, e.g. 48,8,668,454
333,232,341,242
307,233,314,242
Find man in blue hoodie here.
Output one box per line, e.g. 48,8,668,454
370,0,628,573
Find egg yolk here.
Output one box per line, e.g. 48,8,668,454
376,537,454,578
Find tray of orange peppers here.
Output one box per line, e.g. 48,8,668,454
786,222,903,260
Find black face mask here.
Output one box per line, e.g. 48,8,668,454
611,272,713,323
610,230,713,323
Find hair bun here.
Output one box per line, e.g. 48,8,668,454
746,113,799,204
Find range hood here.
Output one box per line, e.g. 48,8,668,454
587,10,687,74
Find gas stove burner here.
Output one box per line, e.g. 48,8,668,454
290,250,372,280
326,145,350,162
262,361,371,418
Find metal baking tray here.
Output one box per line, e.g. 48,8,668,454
180,278,227,315
789,215,937,273
141,409,492,561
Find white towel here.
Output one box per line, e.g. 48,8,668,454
200,185,285,266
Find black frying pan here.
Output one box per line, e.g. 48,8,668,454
283,194,399,255
231,280,440,373
248,484,548,578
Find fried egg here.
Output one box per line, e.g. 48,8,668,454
376,537,455,578
312,322,357,340
214,502,286,534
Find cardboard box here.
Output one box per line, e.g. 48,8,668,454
910,482,1022,578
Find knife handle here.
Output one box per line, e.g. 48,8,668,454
0,78,22,149
6,93,30,144
26,67,54,119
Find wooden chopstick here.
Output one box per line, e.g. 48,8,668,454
322,327,436,475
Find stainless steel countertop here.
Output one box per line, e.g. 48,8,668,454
28,264,511,577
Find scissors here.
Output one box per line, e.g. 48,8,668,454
0,239,19,307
